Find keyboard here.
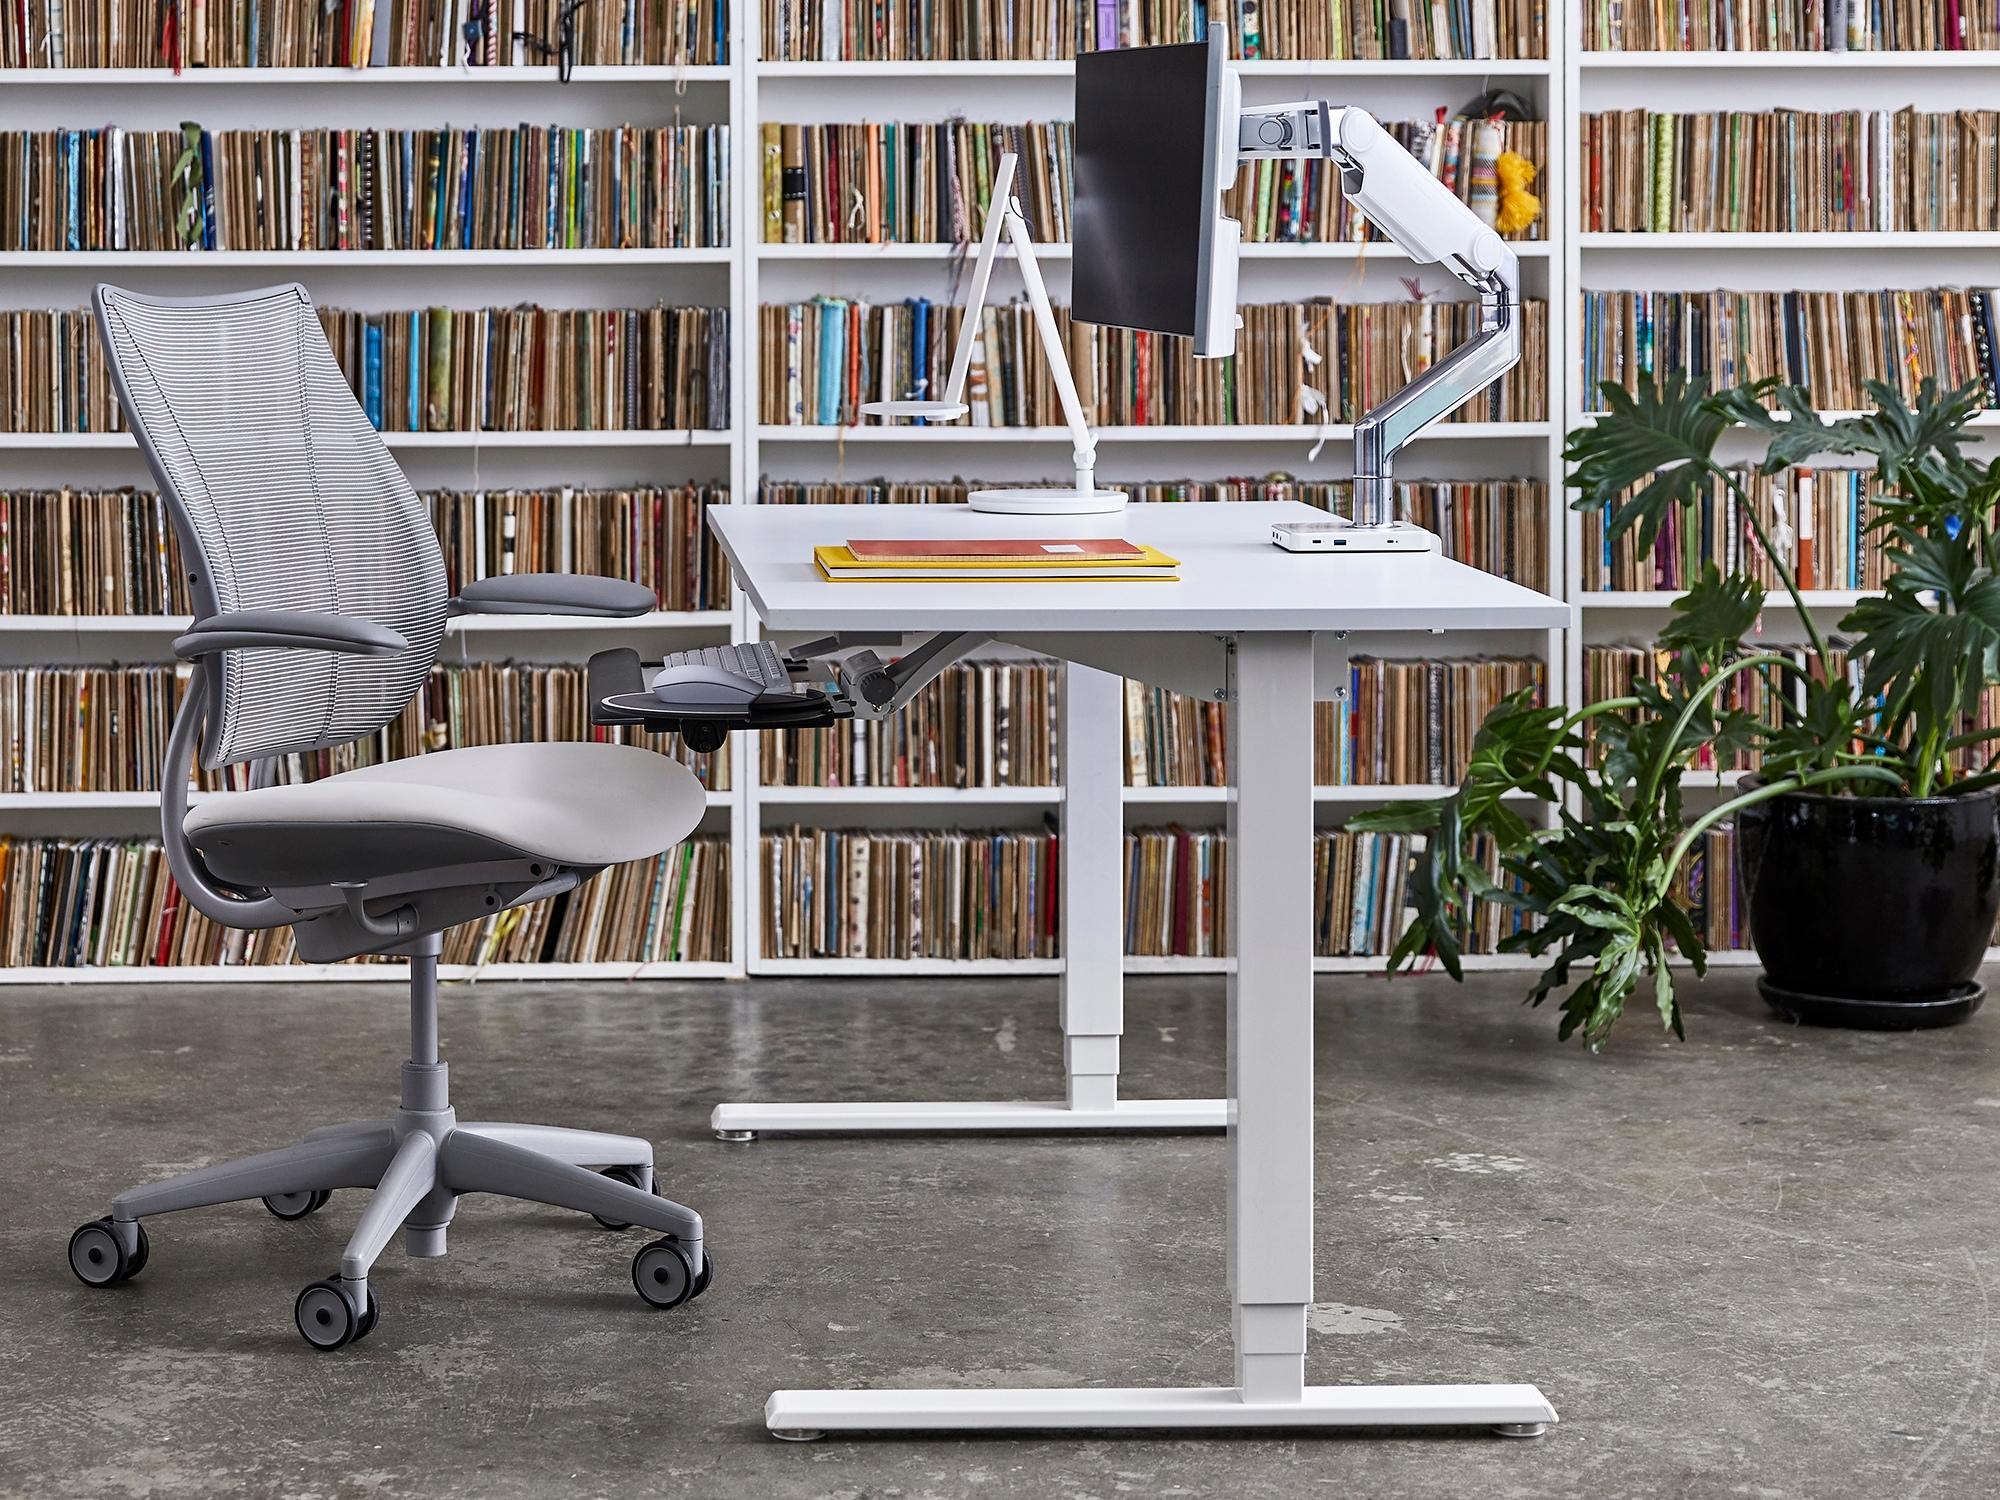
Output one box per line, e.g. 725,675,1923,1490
660,642,791,690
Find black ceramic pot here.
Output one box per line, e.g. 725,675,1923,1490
1734,781,1999,1029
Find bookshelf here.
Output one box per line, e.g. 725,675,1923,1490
1,16,1568,983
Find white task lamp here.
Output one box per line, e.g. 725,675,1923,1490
856,151,1126,517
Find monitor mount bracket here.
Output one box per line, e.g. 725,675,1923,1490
1235,101,1522,550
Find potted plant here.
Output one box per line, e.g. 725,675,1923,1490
1354,375,2000,1049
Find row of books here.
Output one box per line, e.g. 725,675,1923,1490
760,659,1060,788
0,124,730,252
757,0,1546,60
1578,288,2000,412
760,121,1073,244
760,827,1059,960
1,0,728,68
1121,656,1544,789
1579,0,1995,51
756,116,1544,246
1227,119,1548,243
758,475,1549,589
0,484,729,617
1581,466,1892,593
759,298,1550,426
1677,826,1746,954
318,305,730,432
1129,827,1533,958
1,305,729,434
1582,109,2000,234
0,662,729,793
0,835,730,969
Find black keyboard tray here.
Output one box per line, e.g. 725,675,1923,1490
588,647,849,752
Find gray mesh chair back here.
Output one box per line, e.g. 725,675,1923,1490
93,284,448,768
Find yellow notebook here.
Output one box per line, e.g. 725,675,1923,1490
814,543,1180,583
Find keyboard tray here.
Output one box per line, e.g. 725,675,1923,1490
587,647,849,741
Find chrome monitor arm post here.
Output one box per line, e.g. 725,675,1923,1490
858,151,1125,517
1235,101,1522,553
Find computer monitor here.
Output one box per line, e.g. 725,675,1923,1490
1071,29,1242,358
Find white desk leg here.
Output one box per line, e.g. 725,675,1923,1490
763,634,1558,1439
710,662,1226,1139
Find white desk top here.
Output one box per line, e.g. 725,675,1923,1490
709,501,1571,634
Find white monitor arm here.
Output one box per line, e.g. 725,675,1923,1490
1235,100,1522,533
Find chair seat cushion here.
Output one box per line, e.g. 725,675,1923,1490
184,742,707,888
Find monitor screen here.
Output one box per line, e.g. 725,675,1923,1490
1072,37,1225,342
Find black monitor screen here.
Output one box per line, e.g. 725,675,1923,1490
1072,39,1215,339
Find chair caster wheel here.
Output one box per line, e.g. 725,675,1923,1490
691,1249,715,1300
592,1165,658,1230
264,1189,332,1220
715,1129,756,1143
295,1278,378,1350
632,1238,696,1309
68,1217,149,1287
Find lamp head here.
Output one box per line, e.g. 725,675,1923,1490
859,399,970,421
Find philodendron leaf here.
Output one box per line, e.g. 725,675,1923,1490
1565,375,1733,553
1657,565,1762,657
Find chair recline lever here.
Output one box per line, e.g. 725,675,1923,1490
331,882,420,942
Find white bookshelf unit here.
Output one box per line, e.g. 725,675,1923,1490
51,19,1982,983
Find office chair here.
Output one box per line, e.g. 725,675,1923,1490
66,284,714,1350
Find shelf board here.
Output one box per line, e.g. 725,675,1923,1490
757,240,1552,261
752,956,1063,975
0,788,733,811
0,610,730,633
757,421,1549,444
0,64,732,84
1581,231,2000,250
753,57,1550,78
1581,590,1870,609
758,785,1058,805
0,429,731,451
1580,49,2000,69
0,960,739,984
0,248,731,267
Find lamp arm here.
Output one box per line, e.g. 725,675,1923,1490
935,152,1018,408
1003,206,1098,495
1235,101,1523,526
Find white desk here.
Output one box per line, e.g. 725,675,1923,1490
710,500,1571,1439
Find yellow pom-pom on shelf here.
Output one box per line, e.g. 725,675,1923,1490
1495,151,1542,236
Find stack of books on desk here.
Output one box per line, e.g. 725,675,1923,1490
813,538,1179,582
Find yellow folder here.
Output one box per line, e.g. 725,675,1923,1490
813,543,1181,583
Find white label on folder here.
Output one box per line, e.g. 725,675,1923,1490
1041,544,1085,553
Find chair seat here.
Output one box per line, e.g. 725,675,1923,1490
185,742,707,889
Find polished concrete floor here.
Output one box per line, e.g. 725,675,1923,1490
2,966,1997,1499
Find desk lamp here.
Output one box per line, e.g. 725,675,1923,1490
857,151,1126,517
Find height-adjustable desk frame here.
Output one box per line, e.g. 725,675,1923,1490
697,500,1570,1440
710,89,1522,1143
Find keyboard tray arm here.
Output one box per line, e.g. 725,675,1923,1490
795,632,990,721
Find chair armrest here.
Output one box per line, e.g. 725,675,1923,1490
448,573,655,618
172,609,409,660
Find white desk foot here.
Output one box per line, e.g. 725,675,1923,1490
763,1384,1558,1436
709,1098,1229,1138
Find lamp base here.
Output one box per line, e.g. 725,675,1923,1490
967,487,1128,516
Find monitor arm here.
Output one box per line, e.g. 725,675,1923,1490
1235,102,1521,529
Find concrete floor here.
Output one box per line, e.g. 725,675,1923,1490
1,968,1997,1500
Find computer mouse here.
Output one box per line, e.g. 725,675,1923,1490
649,663,769,709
